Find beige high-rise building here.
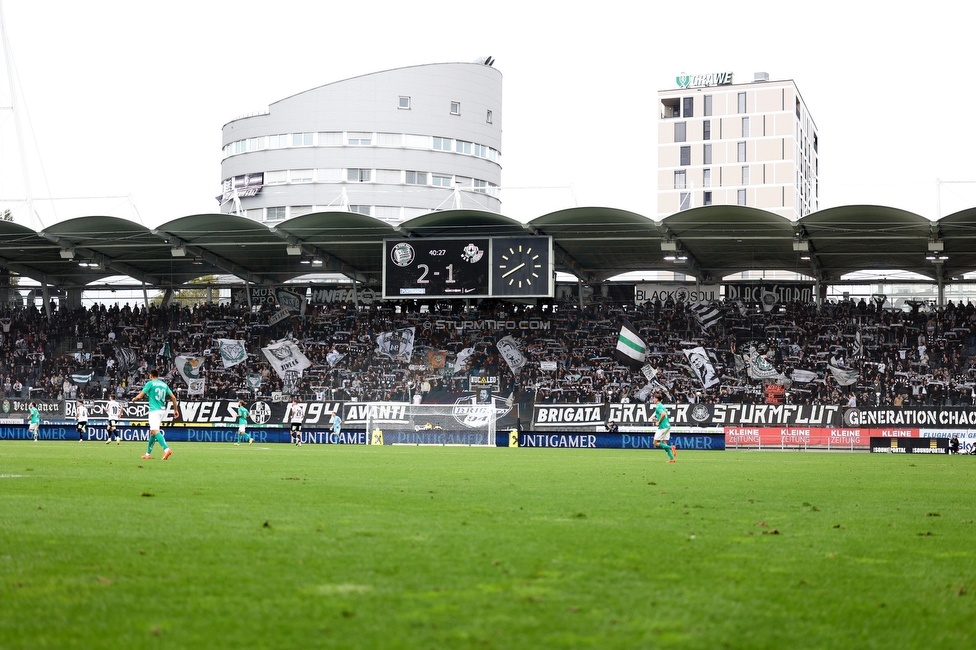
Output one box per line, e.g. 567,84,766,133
657,72,818,220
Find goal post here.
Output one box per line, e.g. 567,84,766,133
365,402,497,446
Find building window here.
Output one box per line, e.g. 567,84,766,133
474,143,488,158
455,140,472,155
661,98,679,119
679,193,691,211
742,117,750,138
292,133,314,147
373,169,398,184
703,95,712,116
674,122,686,143
265,170,287,185
703,168,711,188
737,189,746,205
674,170,686,189
450,101,461,115
247,136,266,151
290,169,313,183
347,169,371,182
679,146,691,166
433,137,453,151
349,205,371,216
742,166,750,185
737,141,746,162
266,207,286,221
682,97,694,118
737,92,747,114
703,120,710,141
319,132,343,146
317,168,342,183
405,171,428,185
432,174,452,187
703,191,712,206
398,96,411,109
348,133,372,146
703,144,712,165
473,179,489,194
486,110,493,124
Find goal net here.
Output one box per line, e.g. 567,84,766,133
365,402,497,446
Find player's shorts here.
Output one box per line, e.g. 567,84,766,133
654,427,671,442
76,422,87,433
107,419,118,430
333,423,341,434
148,410,164,432
28,423,39,434
238,424,247,434
290,422,302,433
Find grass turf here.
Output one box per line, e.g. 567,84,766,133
1,442,974,649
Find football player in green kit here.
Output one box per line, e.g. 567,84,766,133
235,400,253,446
133,368,179,460
653,393,677,463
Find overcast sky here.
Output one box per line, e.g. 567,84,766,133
0,0,973,231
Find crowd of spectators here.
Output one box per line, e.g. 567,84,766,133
2,292,976,409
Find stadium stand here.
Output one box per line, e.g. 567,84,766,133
2,293,975,409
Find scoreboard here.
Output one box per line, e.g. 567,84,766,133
383,236,553,299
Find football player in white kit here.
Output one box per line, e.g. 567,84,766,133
106,394,122,444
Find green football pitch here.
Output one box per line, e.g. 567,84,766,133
1,442,974,649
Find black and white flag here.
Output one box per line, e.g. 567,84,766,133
690,302,722,331
683,346,720,389
375,327,416,362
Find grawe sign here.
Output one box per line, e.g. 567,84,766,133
676,72,733,88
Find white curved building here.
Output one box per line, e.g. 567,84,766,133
219,61,502,224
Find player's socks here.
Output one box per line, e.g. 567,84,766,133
662,444,674,460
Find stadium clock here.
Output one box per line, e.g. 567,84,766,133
383,238,490,299
490,237,553,297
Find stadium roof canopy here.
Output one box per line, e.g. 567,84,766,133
1,205,975,291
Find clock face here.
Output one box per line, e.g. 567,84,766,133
492,237,551,297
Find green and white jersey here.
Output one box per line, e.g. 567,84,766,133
29,406,40,424
654,401,670,428
142,378,173,412
237,406,249,426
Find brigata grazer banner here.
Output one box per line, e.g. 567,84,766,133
535,403,976,430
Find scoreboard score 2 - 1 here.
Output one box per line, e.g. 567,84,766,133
382,237,553,299
384,238,490,298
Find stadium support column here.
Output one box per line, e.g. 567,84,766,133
578,278,584,310
41,283,50,319
64,287,83,310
